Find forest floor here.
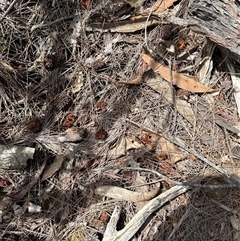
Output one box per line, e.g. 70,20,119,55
1,0,240,240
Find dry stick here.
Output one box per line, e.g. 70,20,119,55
167,208,191,241
125,118,240,188
210,199,239,214
169,57,177,135
0,0,19,23
96,166,235,189
222,127,234,163
9,157,47,200
31,15,75,31
102,184,190,241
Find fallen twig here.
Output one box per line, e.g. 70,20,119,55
125,118,240,188
0,0,19,23
9,157,47,200
31,15,75,31
95,166,236,189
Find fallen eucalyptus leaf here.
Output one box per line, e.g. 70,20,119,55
153,0,179,13
86,17,158,33
142,54,215,93
119,61,149,85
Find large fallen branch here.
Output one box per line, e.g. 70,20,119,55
102,184,190,241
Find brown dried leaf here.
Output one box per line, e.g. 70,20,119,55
119,61,149,85
158,137,186,163
154,0,178,13
142,54,215,93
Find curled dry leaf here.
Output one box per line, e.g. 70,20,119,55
142,54,215,93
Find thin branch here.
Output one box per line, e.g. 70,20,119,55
125,118,240,188
31,15,75,31
0,0,19,23
103,185,190,241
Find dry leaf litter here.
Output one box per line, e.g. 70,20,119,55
1,0,240,240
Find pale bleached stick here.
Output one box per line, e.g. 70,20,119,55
103,184,190,241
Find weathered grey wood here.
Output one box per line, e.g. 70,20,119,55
102,185,190,241
168,0,240,62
